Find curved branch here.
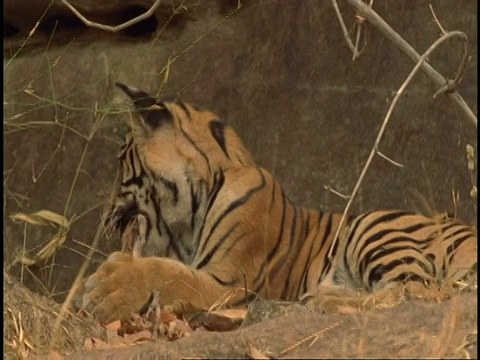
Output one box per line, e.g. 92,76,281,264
331,0,372,60
328,30,472,260
61,0,162,33
346,0,477,128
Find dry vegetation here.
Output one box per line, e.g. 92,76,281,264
4,275,477,359
4,1,477,359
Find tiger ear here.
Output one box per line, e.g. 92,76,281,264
115,82,173,132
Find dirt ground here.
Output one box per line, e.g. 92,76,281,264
5,272,477,359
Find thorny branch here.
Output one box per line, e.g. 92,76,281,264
60,0,162,33
327,30,473,261
345,0,476,128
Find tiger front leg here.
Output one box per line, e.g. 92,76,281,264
79,252,228,323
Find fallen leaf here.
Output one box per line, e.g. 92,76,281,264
48,350,64,360
105,320,122,331
124,330,153,345
188,312,243,332
164,319,192,340
84,337,110,351
106,329,121,344
336,305,359,315
160,310,177,324
118,319,143,336
84,338,94,351
211,308,247,320
11,210,70,230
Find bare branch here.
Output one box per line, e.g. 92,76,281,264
52,170,120,343
375,149,404,167
346,0,477,128
429,3,448,35
61,0,162,33
331,0,357,56
331,0,372,60
427,4,471,99
328,30,471,261
324,185,351,200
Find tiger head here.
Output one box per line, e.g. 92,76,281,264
106,83,254,259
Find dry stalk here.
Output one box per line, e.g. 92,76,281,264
141,1,188,61
431,296,459,357
428,3,448,35
428,5,471,99
323,184,351,200
46,111,105,287
465,144,477,223
207,287,256,313
51,169,120,345
61,0,163,33
176,56,208,95
346,0,476,127
328,30,473,261
4,0,56,68
279,321,339,356
153,0,243,96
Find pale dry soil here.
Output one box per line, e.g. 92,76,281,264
5,273,477,359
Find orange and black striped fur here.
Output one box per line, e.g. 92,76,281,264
78,83,477,323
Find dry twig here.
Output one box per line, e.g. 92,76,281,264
331,0,374,60
328,30,473,260
428,3,448,35
428,4,471,99
61,0,162,33
279,322,339,356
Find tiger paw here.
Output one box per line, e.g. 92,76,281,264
79,252,152,323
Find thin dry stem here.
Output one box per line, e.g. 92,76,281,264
207,287,256,313
328,30,472,260
154,0,243,93
376,149,404,167
47,138,89,287
61,0,162,33
176,56,208,95
346,0,476,127
279,321,339,356
4,0,56,68
429,3,448,35
431,297,459,357
31,113,66,185
324,185,351,200
141,0,187,65
52,169,120,345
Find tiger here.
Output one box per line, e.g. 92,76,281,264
77,82,477,323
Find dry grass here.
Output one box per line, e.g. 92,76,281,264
4,272,102,360
3,272,477,359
